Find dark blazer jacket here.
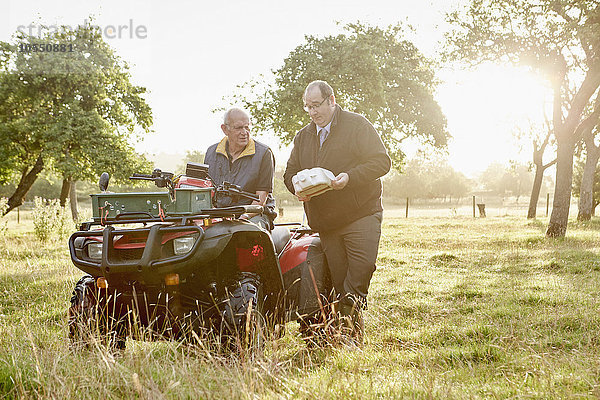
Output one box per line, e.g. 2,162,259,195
284,105,391,231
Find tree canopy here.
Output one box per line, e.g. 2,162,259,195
445,0,600,236
228,23,450,167
175,150,205,174
0,23,153,214
383,153,473,200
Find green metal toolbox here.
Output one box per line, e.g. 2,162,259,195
91,188,212,220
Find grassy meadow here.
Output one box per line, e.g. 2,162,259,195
1,209,599,398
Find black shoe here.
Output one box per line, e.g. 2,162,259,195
338,302,364,347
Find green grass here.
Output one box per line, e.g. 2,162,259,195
1,214,600,398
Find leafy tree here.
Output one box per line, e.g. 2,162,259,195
529,129,557,218
445,0,600,237
175,150,205,174
0,171,62,201
228,23,450,167
479,162,538,200
573,138,600,218
0,23,153,215
383,153,472,200
514,118,558,218
273,167,300,207
575,104,600,220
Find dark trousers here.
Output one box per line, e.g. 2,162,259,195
319,211,382,306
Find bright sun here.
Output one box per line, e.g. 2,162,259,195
436,62,553,176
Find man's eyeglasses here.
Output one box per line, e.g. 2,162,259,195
303,97,329,112
226,124,251,132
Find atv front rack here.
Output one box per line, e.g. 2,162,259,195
69,224,205,272
80,205,264,231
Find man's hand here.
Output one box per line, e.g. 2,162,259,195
331,172,349,190
242,190,268,219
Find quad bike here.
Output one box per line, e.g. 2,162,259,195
68,163,334,352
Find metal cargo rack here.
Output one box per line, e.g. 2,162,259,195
91,188,213,221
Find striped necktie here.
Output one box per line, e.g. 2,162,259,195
319,128,328,147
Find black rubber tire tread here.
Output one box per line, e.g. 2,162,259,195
68,275,98,346
222,274,261,327
68,275,126,350
221,273,266,354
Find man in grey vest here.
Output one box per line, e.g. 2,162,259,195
204,107,276,230
284,81,391,344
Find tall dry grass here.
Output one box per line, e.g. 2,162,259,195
1,212,599,398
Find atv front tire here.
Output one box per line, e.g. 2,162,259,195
68,275,126,350
220,273,267,355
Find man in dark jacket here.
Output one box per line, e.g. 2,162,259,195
284,81,391,342
205,107,276,230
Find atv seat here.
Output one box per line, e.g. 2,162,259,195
271,226,291,255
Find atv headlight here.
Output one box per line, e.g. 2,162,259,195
87,242,103,260
173,236,195,255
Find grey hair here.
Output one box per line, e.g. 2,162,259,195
304,80,334,100
223,107,250,125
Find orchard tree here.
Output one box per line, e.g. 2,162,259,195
175,150,205,174
479,162,535,199
573,148,600,217
445,0,600,237
383,153,472,200
529,130,557,218
575,100,600,220
0,24,152,215
228,23,450,166
514,119,557,218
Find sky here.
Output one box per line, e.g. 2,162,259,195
0,0,554,177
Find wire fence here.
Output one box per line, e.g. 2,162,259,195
277,195,586,222
380,195,564,219
1,196,582,231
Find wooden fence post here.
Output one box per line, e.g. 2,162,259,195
405,197,409,218
546,193,550,217
472,196,476,218
17,207,20,224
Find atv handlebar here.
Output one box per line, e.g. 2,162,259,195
131,173,154,179
216,182,260,203
129,169,260,207
130,169,174,189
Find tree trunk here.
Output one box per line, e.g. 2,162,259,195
69,180,79,222
4,155,45,215
527,134,556,219
577,146,600,221
546,138,575,237
527,167,544,219
60,178,71,207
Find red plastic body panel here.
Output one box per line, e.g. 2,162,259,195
278,234,316,275
236,245,265,272
85,230,197,249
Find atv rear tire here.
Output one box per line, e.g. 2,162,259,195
68,275,126,350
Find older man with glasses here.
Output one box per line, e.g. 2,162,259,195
204,107,276,230
284,80,391,344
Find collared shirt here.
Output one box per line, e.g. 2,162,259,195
217,136,257,163
204,137,277,218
